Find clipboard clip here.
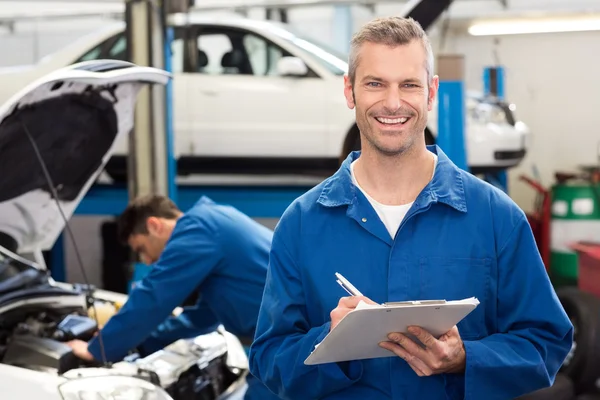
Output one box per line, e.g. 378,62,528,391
383,300,447,307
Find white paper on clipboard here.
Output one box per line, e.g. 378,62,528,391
304,297,480,365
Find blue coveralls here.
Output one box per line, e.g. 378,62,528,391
87,196,279,400
249,146,574,400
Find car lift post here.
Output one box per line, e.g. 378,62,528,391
125,0,178,200
333,5,353,54
436,54,468,171
483,66,509,193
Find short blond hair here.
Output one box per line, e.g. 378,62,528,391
348,16,434,85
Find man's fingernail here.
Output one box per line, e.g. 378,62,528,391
388,334,399,341
408,327,418,334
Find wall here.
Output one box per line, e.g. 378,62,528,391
443,30,600,211
0,18,116,67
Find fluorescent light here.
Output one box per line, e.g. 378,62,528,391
468,17,600,36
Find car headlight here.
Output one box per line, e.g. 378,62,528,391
59,376,173,400
470,103,507,125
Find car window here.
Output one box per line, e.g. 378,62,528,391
242,33,284,76
268,24,348,76
77,37,114,63
107,35,126,61
196,33,233,75
76,32,184,73
194,27,316,78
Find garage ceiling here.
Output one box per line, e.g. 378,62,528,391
0,0,599,21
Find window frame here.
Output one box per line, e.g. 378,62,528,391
187,24,320,78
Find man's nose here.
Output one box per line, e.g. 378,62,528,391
383,88,402,111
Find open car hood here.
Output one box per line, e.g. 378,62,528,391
400,0,455,30
0,60,170,255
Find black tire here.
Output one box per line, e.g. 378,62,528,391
577,394,600,400
557,287,600,394
339,124,360,165
104,155,128,183
425,127,435,145
105,169,127,183
516,373,575,400
339,125,436,165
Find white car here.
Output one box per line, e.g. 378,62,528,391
0,14,530,181
0,61,248,399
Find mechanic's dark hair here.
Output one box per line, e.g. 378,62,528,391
117,194,181,244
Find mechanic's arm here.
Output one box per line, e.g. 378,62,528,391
248,212,363,400
137,303,220,356
459,214,574,399
86,215,223,362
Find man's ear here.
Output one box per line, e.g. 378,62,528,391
344,75,355,110
427,75,440,111
146,217,162,236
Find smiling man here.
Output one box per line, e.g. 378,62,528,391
248,16,573,400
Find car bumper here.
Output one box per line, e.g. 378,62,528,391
467,122,529,169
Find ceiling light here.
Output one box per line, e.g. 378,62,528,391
468,17,600,36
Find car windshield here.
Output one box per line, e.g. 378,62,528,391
267,24,348,76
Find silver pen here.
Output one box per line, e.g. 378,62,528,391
335,272,364,297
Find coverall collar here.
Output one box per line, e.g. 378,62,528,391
317,145,468,213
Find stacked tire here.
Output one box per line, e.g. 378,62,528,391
557,287,600,396
515,287,600,399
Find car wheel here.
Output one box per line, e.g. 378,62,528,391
557,287,600,394
515,374,575,400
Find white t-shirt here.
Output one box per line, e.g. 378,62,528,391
350,154,438,239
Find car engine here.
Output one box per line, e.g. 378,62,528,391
0,308,99,374
0,250,247,400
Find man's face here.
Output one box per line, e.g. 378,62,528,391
127,217,171,265
344,40,439,157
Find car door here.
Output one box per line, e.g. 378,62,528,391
187,26,327,159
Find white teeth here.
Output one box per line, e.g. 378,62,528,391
376,117,409,124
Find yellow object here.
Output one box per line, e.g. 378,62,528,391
87,302,118,328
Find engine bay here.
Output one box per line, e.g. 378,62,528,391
0,248,247,399
0,307,100,374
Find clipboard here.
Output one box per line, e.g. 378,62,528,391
304,297,480,365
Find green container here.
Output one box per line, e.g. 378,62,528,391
550,182,600,287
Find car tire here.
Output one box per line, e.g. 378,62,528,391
339,124,360,165
576,394,600,400
104,155,128,183
557,287,600,394
424,127,435,145
515,373,575,400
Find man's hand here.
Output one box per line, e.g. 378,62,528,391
67,339,95,361
379,325,466,376
330,296,377,331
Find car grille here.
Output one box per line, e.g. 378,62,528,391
494,149,526,160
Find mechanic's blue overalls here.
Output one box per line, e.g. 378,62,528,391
87,197,280,400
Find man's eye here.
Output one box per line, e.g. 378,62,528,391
367,82,381,87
